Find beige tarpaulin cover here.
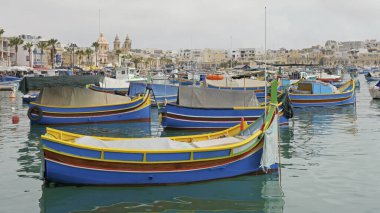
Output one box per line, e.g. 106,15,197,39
35,87,131,106
206,78,267,88
178,86,259,108
74,135,241,150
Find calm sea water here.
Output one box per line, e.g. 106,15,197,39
0,75,379,213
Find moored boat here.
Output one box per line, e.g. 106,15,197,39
27,86,151,125
128,82,178,106
161,81,291,129
288,79,355,107
40,85,280,185
365,72,380,82
369,81,380,99
88,77,130,95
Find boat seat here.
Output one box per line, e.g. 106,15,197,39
74,135,242,150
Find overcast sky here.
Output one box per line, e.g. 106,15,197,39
1,0,379,50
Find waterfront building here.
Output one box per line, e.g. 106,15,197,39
0,37,15,67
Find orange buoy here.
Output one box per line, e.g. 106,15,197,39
240,117,245,131
9,91,16,98
12,115,20,124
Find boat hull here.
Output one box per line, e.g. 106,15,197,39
128,82,178,106
162,104,288,129
28,94,151,125
42,137,277,185
88,85,129,95
369,87,380,99
289,84,355,107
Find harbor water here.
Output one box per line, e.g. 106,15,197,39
0,75,380,212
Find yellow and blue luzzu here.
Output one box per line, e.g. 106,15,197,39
28,87,151,125
288,79,356,108
40,81,280,185
161,84,291,129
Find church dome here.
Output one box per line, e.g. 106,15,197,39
97,33,109,44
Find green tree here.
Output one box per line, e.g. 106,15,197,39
37,41,49,68
115,49,122,66
91,42,100,67
0,28,4,38
85,48,94,65
23,42,34,67
75,49,85,66
9,37,24,66
48,38,59,68
131,56,143,69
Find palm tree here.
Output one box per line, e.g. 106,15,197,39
115,49,122,65
37,41,49,68
48,39,58,68
0,28,4,38
9,37,24,66
0,28,5,61
91,42,100,67
23,42,34,67
85,48,94,65
75,49,85,66
131,56,143,69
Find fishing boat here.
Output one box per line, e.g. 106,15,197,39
128,82,178,106
365,72,380,82
161,83,291,129
316,73,342,83
0,76,21,85
27,86,151,125
22,92,39,103
206,78,267,91
88,77,130,95
288,79,355,107
369,81,380,99
40,82,280,185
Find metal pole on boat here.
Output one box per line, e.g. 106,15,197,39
264,6,267,118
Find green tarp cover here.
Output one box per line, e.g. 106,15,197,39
19,75,104,94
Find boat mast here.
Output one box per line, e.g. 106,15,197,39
264,6,267,118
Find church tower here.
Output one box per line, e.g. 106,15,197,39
123,34,132,52
113,34,120,50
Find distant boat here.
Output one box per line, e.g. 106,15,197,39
369,81,380,99
365,72,380,82
88,77,130,95
40,86,280,185
162,81,292,129
0,76,21,85
288,79,356,107
128,82,178,106
152,71,169,80
316,73,342,83
27,86,151,125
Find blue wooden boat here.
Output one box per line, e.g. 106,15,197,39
27,87,151,125
161,84,291,129
40,82,280,185
288,79,355,107
128,82,178,106
0,76,21,85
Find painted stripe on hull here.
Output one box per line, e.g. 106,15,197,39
44,145,277,185
291,95,355,107
33,105,151,125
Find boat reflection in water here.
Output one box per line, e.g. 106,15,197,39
39,173,284,213
280,105,357,161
